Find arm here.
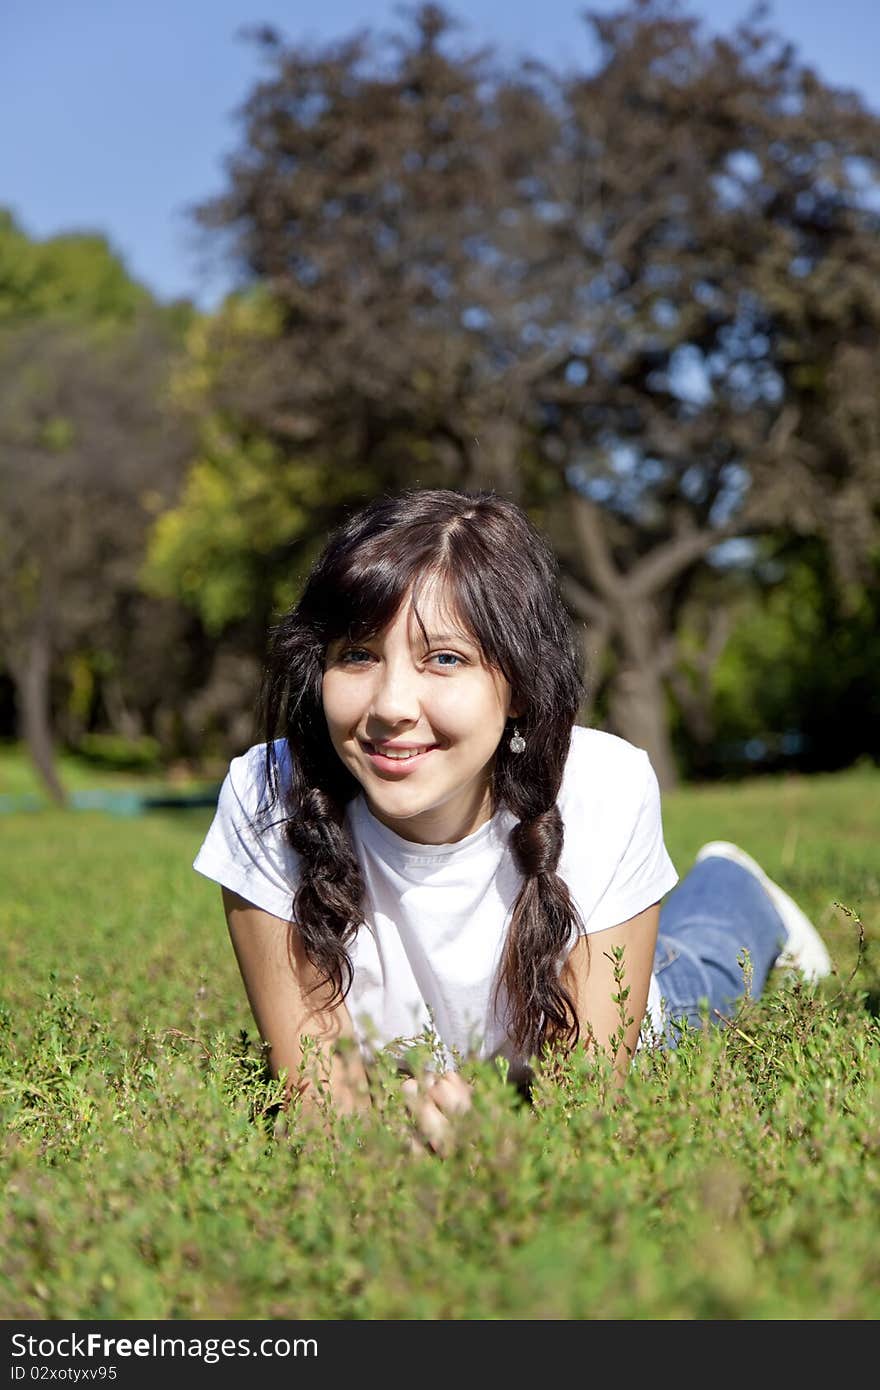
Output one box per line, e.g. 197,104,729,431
560,901,660,1085
405,906,660,1150
221,886,371,1118
223,887,473,1154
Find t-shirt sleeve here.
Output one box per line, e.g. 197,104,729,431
559,732,679,937
584,750,679,933
192,745,302,921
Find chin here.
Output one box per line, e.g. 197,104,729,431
374,790,436,815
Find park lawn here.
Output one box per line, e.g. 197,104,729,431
1,761,878,1320
0,738,224,805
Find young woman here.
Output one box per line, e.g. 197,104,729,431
193,488,832,1150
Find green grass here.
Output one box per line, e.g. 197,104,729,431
1,753,878,1320
0,738,222,800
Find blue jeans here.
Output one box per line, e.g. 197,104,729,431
652,856,787,1042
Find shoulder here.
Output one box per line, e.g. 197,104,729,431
558,724,662,845
556,726,677,933
221,738,291,822
561,725,654,798
194,738,302,917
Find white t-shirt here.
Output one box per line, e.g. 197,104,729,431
193,725,679,1074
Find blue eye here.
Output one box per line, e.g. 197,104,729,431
336,647,464,668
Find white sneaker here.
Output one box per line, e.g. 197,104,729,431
694,840,833,983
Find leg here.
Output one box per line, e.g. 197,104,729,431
652,851,790,1043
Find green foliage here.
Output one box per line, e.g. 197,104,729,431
141,294,375,633
711,546,880,770
74,733,162,772
0,209,151,326
1,768,878,1318
159,0,880,786
142,422,326,634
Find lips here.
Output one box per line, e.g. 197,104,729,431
363,740,434,754
360,740,438,774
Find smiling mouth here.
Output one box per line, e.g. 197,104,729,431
361,741,438,763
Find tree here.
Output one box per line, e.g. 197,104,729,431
523,0,880,782
0,209,152,324
707,539,880,775
179,2,880,782
0,216,192,799
156,6,593,650
142,289,364,640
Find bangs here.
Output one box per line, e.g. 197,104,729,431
317,537,495,665
322,560,414,644
294,488,565,700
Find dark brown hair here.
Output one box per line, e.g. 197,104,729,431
259,487,586,1059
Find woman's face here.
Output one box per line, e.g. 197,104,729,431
322,581,518,845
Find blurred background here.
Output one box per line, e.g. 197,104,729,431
2,0,879,803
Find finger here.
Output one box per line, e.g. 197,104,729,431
428,1071,473,1117
400,1076,421,1113
398,1077,453,1154
416,1100,452,1154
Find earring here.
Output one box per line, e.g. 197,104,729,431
509,725,526,754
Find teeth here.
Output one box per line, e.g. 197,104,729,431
378,748,423,760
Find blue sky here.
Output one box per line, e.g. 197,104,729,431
3,1,878,307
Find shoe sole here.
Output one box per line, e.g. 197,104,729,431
694,840,832,983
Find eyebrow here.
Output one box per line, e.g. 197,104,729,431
329,630,477,648
419,631,479,648
329,633,478,647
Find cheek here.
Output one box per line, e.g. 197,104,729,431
321,674,354,736
442,677,509,738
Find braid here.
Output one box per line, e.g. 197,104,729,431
292,788,352,884
499,802,583,1057
509,807,564,879
263,749,364,1006
490,693,587,1059
256,484,588,1061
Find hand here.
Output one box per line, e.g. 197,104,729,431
400,1069,473,1156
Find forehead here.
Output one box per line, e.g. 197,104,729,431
399,578,474,640
327,577,478,649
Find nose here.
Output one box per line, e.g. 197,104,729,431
367,654,422,731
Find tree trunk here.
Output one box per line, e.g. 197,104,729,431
565,580,679,786
102,674,144,739
565,494,680,788
666,608,733,777
605,591,678,788
563,491,737,789
10,627,67,805
607,657,678,791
